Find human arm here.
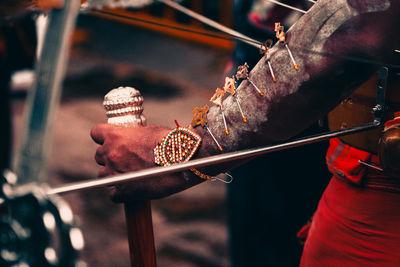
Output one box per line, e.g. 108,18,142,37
197,0,400,154
91,0,400,201
90,124,206,201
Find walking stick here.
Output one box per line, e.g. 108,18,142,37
103,87,156,267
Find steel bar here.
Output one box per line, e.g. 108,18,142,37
158,0,261,48
13,0,81,184
264,0,307,14
87,9,400,69
47,121,380,195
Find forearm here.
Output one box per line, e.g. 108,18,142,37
194,0,400,160
91,0,400,200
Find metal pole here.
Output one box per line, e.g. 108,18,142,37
47,120,380,195
13,0,81,184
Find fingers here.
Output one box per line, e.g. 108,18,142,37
98,166,116,178
90,123,113,145
108,185,123,203
98,167,107,177
94,146,105,166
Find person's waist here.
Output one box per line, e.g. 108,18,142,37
326,138,400,193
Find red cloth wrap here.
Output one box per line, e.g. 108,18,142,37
300,138,400,266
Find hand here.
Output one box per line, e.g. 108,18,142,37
91,123,169,177
90,123,204,201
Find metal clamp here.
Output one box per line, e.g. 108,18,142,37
0,171,85,267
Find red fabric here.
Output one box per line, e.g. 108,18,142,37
325,137,372,184
297,219,312,246
300,138,400,266
384,116,400,131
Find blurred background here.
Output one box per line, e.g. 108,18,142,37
11,2,233,266
7,1,330,266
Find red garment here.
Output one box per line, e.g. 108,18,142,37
300,138,400,266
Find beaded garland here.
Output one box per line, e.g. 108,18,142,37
154,127,202,166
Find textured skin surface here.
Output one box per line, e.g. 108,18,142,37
194,0,400,160
90,0,400,200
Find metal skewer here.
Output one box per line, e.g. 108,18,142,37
46,66,389,196
47,120,380,195
158,0,261,48
264,0,307,14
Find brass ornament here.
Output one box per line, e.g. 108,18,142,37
191,105,209,128
154,127,202,166
223,76,236,95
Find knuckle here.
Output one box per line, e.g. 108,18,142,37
94,147,105,164
107,150,120,163
95,146,103,156
90,126,98,138
98,167,107,177
108,129,122,140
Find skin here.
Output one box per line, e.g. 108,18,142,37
91,124,206,201
91,0,400,202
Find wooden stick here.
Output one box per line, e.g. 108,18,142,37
124,200,157,267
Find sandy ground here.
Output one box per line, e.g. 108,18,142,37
12,15,232,267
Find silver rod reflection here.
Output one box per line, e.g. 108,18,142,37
47,121,379,195
264,0,307,14
158,0,261,48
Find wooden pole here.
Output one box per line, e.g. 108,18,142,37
103,87,157,267
124,200,157,267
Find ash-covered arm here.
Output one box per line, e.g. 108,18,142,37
194,0,400,159
91,0,400,201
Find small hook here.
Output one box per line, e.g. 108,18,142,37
358,159,383,172
211,173,233,183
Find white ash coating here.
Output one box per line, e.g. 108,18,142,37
103,86,146,126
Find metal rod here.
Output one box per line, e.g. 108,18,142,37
285,43,299,70
158,0,261,48
268,60,277,82
47,121,379,196
358,160,384,172
13,0,81,184
248,77,264,96
205,126,223,151
235,97,247,122
220,107,229,135
88,9,400,69
264,0,307,14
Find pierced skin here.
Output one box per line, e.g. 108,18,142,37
195,0,400,156
91,0,400,201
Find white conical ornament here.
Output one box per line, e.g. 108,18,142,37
103,86,146,126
